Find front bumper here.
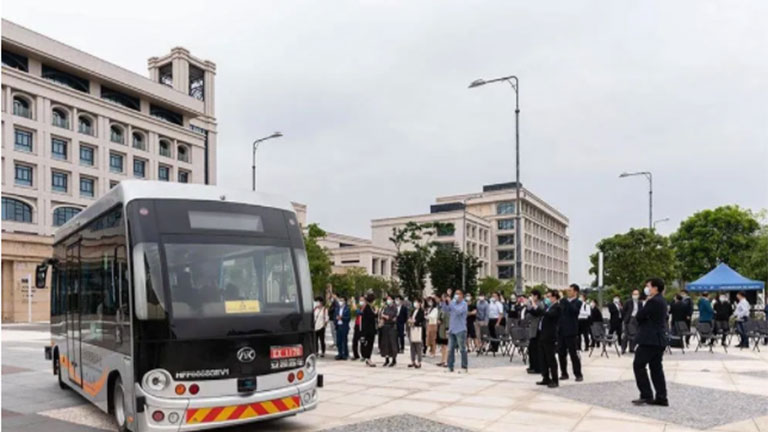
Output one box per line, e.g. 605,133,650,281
135,374,320,432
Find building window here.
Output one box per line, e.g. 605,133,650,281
53,207,81,226
80,145,95,166
2,50,29,72
436,223,455,237
51,171,68,193
497,250,515,261
52,108,69,129
177,145,189,162
51,138,68,160
14,164,33,187
159,139,172,157
498,235,515,246
189,65,205,101
497,219,515,230
101,86,140,111
178,170,189,183
78,116,94,135
158,165,170,181
109,153,124,173
133,159,146,178
159,63,173,86
132,132,145,150
12,96,32,118
80,177,95,197
497,202,515,215
2,197,32,222
14,129,33,152
42,65,90,93
498,265,515,279
110,125,125,144
150,104,183,125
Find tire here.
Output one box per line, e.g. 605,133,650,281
111,377,129,432
55,356,68,390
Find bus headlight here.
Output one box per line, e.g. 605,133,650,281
143,369,171,392
305,355,316,375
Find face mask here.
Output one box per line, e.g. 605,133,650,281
338,300,345,307
359,300,366,306
591,303,596,308
632,295,639,300
395,300,401,306
719,296,726,302
414,302,421,308
544,298,552,307
643,287,651,296
387,299,393,306
491,298,497,303
613,298,620,303
453,295,459,302
479,296,485,301
465,297,472,303
315,301,321,307
510,297,517,303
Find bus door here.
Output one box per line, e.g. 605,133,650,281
66,241,82,387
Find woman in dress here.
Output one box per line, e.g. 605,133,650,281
426,296,439,357
408,299,425,368
379,294,399,367
360,293,378,367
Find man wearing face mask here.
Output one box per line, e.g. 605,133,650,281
632,278,669,407
441,290,469,373
396,296,409,354
475,294,489,353
487,292,504,354
558,284,583,382
608,295,623,348
680,290,694,345
577,294,592,351
622,289,642,354
334,296,351,360
313,296,329,358
536,289,562,388
526,290,545,374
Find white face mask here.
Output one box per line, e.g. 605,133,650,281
478,296,485,301
613,298,620,303
719,296,727,302
387,299,393,306
465,297,472,303
632,295,639,301
339,300,345,307
414,302,421,308
359,300,366,306
395,300,401,306
491,298,497,303
643,287,651,296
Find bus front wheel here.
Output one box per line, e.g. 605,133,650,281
111,376,129,432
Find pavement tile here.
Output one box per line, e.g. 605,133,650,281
573,417,665,432
378,399,442,415
434,405,507,422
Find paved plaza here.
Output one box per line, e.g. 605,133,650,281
3,324,768,431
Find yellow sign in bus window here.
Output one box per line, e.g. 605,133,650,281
225,300,261,314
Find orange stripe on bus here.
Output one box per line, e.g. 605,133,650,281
185,396,301,424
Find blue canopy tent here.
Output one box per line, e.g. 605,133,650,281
686,263,765,292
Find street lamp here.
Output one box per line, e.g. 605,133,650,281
469,74,523,295
252,132,283,191
653,217,670,230
619,171,653,230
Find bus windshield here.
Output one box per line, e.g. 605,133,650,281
141,241,303,319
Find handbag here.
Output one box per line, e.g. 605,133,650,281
410,326,423,343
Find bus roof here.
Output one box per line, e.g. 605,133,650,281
54,180,297,243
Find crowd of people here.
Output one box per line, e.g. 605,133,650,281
312,279,767,406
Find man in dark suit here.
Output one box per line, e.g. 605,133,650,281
536,289,562,388
335,296,351,360
622,290,642,353
558,284,583,382
632,278,669,407
396,296,409,353
608,295,623,347
526,290,545,374
681,290,694,345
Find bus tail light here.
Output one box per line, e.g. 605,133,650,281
297,370,304,381
152,410,165,422
189,384,199,395
174,384,186,395
287,373,295,383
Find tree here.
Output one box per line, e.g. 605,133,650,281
589,228,679,300
427,246,481,297
396,246,430,300
328,267,397,300
670,206,760,281
304,223,332,296
741,222,768,284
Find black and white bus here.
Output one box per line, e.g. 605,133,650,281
37,181,322,431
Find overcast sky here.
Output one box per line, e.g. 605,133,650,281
5,1,767,283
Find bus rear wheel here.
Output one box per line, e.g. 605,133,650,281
111,377,128,432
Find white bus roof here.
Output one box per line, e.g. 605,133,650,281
54,180,296,243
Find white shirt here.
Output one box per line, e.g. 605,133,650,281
427,307,439,325
578,302,591,320
488,301,503,319
734,299,750,321
631,300,639,317
313,306,328,331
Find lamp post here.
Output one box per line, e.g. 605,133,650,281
619,171,653,229
653,217,670,230
469,75,522,295
251,132,283,191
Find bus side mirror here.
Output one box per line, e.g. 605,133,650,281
35,264,48,289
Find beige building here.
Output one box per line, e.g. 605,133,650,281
318,231,397,278
371,210,493,280
1,20,217,322
435,182,569,289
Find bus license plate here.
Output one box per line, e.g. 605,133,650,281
237,377,257,393
270,345,303,360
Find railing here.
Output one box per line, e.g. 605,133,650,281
52,117,69,129
79,124,93,135
13,105,31,118
111,132,124,144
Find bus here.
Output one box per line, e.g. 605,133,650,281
37,181,323,431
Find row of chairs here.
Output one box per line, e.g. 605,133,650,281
667,319,768,354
